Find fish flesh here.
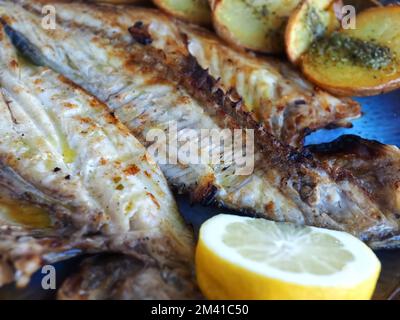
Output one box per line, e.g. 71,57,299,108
3,0,399,249
308,135,400,248
0,23,198,298
58,254,195,300
180,23,361,146
0,186,92,287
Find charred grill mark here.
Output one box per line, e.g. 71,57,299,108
191,175,218,206
294,99,306,106
298,174,318,204
200,185,218,206
128,21,153,46
307,135,385,160
288,149,314,162
324,121,353,130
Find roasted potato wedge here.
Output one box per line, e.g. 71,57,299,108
210,0,302,53
153,0,211,25
301,6,400,97
285,0,340,64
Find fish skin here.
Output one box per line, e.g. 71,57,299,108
57,254,199,300
0,222,94,288
0,179,105,288
179,23,361,147
3,0,399,249
0,23,198,297
308,135,400,248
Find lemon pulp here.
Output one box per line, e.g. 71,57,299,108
196,214,381,300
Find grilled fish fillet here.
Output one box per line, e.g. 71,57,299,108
3,0,399,249
179,23,361,146
0,24,197,297
308,135,400,248
58,254,195,300
0,185,95,287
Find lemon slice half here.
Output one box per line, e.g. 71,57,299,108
196,214,381,300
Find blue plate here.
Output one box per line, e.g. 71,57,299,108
306,91,400,146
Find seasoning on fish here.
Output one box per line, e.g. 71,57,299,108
3,0,398,250
0,22,198,297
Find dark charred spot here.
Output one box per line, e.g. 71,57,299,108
201,185,218,206
128,22,153,45
324,122,353,130
190,175,218,206
105,112,118,125
302,127,314,137
288,150,303,162
116,184,124,191
294,99,306,106
302,148,314,160
185,55,214,92
53,167,61,173
298,175,317,203
307,135,382,160
288,150,311,162
64,175,71,180
133,21,144,29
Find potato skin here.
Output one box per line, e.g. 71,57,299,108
209,0,248,53
300,5,400,97
210,0,301,54
284,2,303,63
285,0,337,64
153,0,211,25
301,61,400,97
209,0,238,52
285,0,382,65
